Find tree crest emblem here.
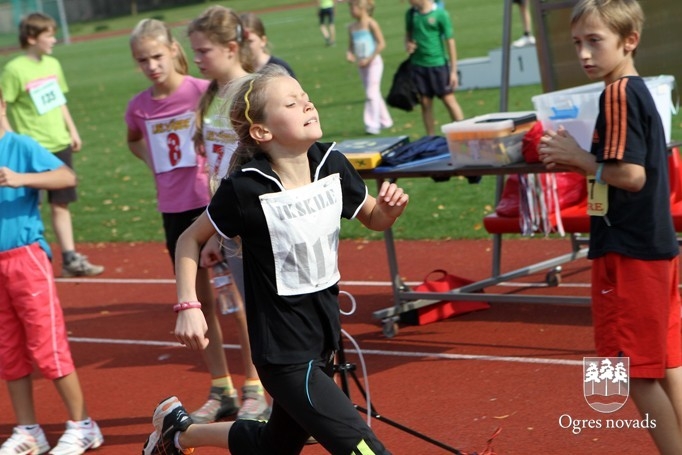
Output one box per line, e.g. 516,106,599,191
583,357,629,413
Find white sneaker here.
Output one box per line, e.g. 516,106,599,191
48,421,103,455
0,426,50,455
189,386,239,424
512,35,536,47
237,385,270,421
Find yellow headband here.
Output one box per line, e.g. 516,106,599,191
244,79,255,126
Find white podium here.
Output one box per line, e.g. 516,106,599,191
456,45,541,91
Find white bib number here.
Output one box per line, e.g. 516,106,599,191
204,124,237,180
260,174,343,296
28,78,66,115
144,112,197,174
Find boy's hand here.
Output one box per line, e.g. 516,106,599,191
539,126,585,171
406,40,417,54
71,132,82,152
376,181,409,218
449,70,459,89
0,166,22,188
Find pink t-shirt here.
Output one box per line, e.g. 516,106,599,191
125,76,210,213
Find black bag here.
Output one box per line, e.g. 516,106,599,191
386,59,419,112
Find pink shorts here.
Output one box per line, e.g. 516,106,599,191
591,253,682,378
0,243,75,381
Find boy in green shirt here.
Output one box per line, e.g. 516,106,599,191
0,12,104,277
405,0,464,135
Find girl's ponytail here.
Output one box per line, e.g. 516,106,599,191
172,37,189,75
193,79,220,148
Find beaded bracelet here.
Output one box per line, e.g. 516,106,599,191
173,301,202,313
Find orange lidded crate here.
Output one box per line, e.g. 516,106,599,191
441,111,537,167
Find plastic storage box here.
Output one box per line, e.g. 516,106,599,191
441,111,537,167
532,75,677,150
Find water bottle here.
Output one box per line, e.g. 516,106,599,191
212,260,242,315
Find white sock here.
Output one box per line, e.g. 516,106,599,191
73,418,92,428
18,424,41,434
174,432,183,451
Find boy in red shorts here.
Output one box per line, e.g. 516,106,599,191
0,90,103,455
538,1,682,453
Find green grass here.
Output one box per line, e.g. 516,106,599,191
1,0,679,243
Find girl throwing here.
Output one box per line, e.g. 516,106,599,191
142,64,407,455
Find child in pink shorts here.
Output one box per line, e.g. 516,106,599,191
0,89,103,455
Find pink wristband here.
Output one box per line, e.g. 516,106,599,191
173,301,202,313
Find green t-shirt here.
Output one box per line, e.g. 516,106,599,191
406,6,454,68
0,55,71,152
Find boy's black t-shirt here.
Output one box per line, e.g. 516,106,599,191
207,142,368,366
588,76,679,260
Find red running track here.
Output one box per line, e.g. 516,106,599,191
0,239,659,454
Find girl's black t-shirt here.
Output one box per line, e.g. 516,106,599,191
208,142,368,365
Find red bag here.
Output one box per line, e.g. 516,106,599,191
495,174,521,217
401,270,490,326
522,121,544,163
495,173,587,218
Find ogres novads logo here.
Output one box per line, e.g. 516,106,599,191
583,357,629,413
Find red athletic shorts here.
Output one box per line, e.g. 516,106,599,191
591,253,682,378
0,243,75,381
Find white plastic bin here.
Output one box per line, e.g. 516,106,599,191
532,75,677,150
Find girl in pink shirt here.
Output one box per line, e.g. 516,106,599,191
125,18,236,423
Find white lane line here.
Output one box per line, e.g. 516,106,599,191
54,278,407,286
68,336,582,367
57,278,177,284
56,277,592,288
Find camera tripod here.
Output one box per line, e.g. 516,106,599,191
333,335,465,454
